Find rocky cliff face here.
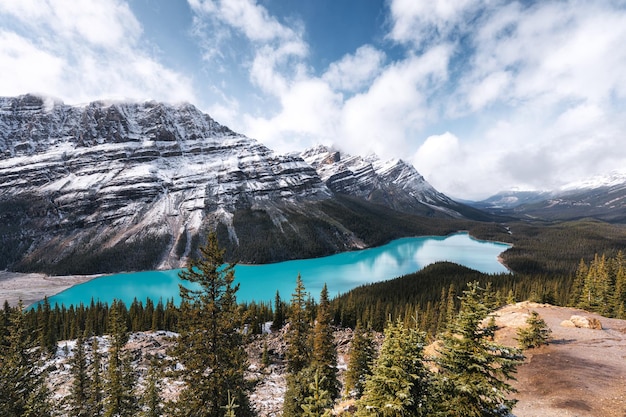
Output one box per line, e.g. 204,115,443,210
0,95,334,273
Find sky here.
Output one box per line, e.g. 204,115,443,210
1,0,626,200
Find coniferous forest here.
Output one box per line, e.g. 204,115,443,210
2,224,626,416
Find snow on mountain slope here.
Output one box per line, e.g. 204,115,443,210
301,145,463,217
0,95,330,271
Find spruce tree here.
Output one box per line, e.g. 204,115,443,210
301,370,334,417
87,336,104,417
67,331,90,417
0,301,52,417
516,310,552,349
141,358,163,417
344,322,375,399
283,274,313,417
104,299,138,417
435,282,523,417
356,319,431,416
170,231,253,417
311,284,339,400
270,290,285,331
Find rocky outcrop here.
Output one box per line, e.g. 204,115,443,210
560,315,603,330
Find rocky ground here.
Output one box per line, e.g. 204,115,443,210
493,302,626,417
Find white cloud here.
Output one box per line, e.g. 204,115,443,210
323,45,386,92
387,0,482,47
0,0,195,104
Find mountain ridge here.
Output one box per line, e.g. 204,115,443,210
0,94,481,275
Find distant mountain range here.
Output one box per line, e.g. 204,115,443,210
0,95,485,275
468,172,626,223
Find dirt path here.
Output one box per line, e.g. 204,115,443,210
493,302,626,417
0,271,99,307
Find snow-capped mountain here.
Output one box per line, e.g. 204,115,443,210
301,145,487,219
474,171,626,223
0,95,484,275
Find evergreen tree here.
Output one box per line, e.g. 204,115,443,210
0,301,53,417
170,231,253,417
286,274,312,374
301,370,334,417
87,336,104,417
344,322,375,399
270,290,285,331
434,282,523,417
516,311,552,349
67,331,90,417
141,358,163,417
104,299,138,417
283,274,313,417
356,319,431,417
311,284,339,400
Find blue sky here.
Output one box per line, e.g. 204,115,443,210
1,0,626,199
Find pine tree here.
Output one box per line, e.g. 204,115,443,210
283,274,313,417
286,274,312,374
270,290,285,331
67,331,90,417
87,336,104,417
301,370,334,417
435,282,523,417
104,299,138,417
0,301,53,417
311,284,339,400
141,358,163,417
344,322,375,399
516,310,552,349
356,318,431,416
170,231,253,417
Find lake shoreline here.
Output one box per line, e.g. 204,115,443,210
0,271,103,308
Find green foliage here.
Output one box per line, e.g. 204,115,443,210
434,282,523,417
140,359,163,417
170,231,253,417
283,274,314,417
286,274,312,374
572,252,626,317
0,301,53,417
104,299,138,417
67,331,90,417
356,319,432,417
270,290,285,331
301,370,334,417
311,284,340,400
344,322,375,399
516,311,552,349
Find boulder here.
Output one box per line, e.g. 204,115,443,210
560,315,602,330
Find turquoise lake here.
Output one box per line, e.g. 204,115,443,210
44,233,511,307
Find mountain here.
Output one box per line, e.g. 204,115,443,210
301,145,491,220
465,190,553,210
0,95,481,275
474,172,626,223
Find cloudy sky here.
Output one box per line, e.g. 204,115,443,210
1,0,625,200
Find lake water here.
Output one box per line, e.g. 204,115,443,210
44,232,510,307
